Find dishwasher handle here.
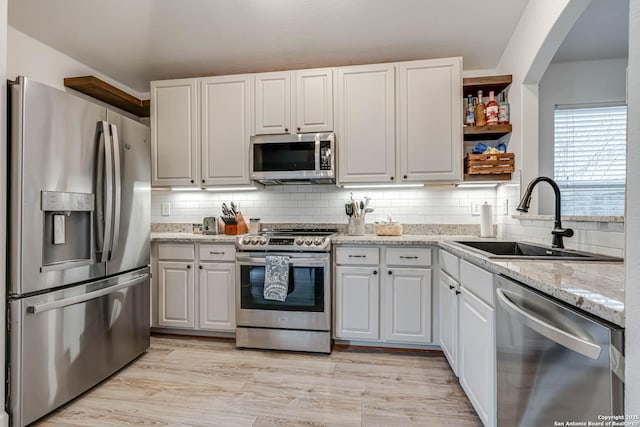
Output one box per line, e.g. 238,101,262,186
27,273,148,314
496,288,601,360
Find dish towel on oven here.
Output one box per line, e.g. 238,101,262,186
264,255,290,302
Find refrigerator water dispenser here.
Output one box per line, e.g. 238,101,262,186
41,191,94,270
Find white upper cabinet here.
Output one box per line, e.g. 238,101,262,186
151,79,198,186
200,75,252,185
337,64,396,183
255,72,291,135
398,58,462,182
294,68,334,133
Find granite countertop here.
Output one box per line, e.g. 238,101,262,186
150,231,625,327
440,241,625,327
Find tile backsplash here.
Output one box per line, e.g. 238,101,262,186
496,184,625,257
151,185,498,226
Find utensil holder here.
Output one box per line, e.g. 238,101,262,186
348,217,365,235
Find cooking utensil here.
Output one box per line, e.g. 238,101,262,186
345,203,353,217
230,201,238,216
222,203,230,217
365,207,374,214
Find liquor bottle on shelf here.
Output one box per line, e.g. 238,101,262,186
465,94,475,126
485,91,499,125
475,90,486,127
498,92,510,124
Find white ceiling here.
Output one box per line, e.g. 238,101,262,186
552,0,628,63
8,0,529,93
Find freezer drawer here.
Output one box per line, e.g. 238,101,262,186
8,268,150,427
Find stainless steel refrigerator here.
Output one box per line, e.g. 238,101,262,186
7,76,151,427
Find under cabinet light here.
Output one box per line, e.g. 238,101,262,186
205,186,261,192
341,184,425,189
455,183,498,188
169,187,202,192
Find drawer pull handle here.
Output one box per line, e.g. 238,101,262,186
399,256,418,259
455,290,461,295
348,255,366,258
210,251,225,255
449,285,455,290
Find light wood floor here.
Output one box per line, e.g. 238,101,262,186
35,336,481,427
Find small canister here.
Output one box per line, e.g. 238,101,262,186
249,218,261,234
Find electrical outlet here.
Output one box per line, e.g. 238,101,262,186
471,202,481,216
502,199,509,215
161,202,171,216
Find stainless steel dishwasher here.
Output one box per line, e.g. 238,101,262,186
495,275,624,426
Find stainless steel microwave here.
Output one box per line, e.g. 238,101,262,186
250,133,335,184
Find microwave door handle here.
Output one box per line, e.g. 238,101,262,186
315,135,321,173
109,123,121,260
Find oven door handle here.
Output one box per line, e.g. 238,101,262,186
236,256,329,266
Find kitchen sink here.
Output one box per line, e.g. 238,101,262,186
453,241,623,262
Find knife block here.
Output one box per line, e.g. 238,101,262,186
224,213,249,235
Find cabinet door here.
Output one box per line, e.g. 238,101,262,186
398,58,462,182
201,75,251,185
157,261,195,328
198,262,236,331
381,268,432,344
439,272,459,375
337,64,396,183
335,266,379,340
294,68,333,133
255,72,291,134
459,287,495,427
151,79,198,186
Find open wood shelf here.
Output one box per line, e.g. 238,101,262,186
463,173,513,182
462,74,512,96
64,76,150,117
463,124,512,140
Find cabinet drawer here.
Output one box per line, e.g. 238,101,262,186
459,259,494,306
385,247,431,267
199,244,235,262
158,243,195,261
439,250,459,281
335,247,379,265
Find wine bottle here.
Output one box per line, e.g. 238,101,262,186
475,90,486,127
465,94,475,126
485,91,499,125
498,92,510,124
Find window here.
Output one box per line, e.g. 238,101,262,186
554,104,627,216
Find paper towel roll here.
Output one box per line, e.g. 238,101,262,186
480,202,494,237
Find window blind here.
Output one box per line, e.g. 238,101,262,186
554,104,627,216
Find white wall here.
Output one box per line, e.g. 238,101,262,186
538,58,628,214
152,185,498,226
625,0,640,414
7,26,148,99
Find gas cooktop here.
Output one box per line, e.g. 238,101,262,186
235,228,338,252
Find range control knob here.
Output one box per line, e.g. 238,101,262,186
242,237,252,245
295,238,304,245
259,237,268,245
304,238,313,245
251,238,259,245
313,238,324,246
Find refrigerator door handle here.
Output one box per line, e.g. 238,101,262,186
100,121,114,263
496,288,601,360
26,273,148,314
109,123,121,260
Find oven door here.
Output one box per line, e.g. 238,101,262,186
236,252,330,331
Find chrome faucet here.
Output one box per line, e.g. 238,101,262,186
516,176,574,248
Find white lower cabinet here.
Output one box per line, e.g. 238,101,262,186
335,266,380,340
459,286,495,427
154,242,236,333
334,246,433,345
158,261,195,328
438,271,459,375
381,268,431,343
198,262,236,331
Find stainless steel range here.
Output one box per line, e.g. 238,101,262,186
235,228,337,353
